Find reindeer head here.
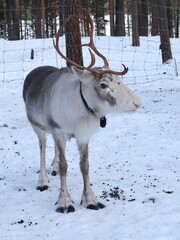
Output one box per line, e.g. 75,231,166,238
71,65,141,116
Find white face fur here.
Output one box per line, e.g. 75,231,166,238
95,73,141,113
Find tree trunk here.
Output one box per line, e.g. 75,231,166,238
115,0,125,36
127,11,130,36
64,0,83,67
141,0,148,36
166,0,173,38
175,0,179,38
6,0,13,40
137,0,142,35
35,0,45,38
150,0,159,36
94,1,106,36
6,0,20,40
138,0,148,36
23,0,29,39
81,6,90,36
53,0,58,36
0,0,5,37
109,0,114,36
12,0,20,40
50,2,54,37
131,0,140,46
45,0,49,38
59,0,65,28
41,0,45,37
157,0,172,63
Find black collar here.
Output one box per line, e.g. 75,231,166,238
80,82,106,128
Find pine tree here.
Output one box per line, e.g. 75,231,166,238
150,0,159,36
131,0,140,46
115,0,125,36
157,0,172,63
6,0,20,40
63,0,83,67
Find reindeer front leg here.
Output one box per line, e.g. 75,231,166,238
51,143,59,176
78,143,105,210
53,134,75,213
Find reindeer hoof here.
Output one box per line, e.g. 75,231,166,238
67,205,75,213
56,205,75,213
97,202,106,209
87,202,105,210
56,207,65,213
87,204,99,210
51,171,57,176
37,185,48,191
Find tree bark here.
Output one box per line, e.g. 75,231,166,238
150,0,159,36
157,0,172,63
141,0,148,36
138,0,148,36
35,0,45,38
6,0,13,40
109,0,114,36
115,0,125,36
12,0,20,40
64,0,83,67
137,0,142,35
94,1,106,36
166,0,173,38
131,0,140,46
0,0,5,37
175,0,179,38
6,0,20,40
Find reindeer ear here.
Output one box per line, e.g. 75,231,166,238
71,66,96,86
71,66,83,76
80,71,96,86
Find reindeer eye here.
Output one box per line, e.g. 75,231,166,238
100,83,108,89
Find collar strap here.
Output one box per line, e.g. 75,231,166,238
80,82,94,114
80,82,106,128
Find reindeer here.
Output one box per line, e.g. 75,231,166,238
23,10,141,213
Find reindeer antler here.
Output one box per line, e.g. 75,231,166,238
53,9,128,77
53,14,95,70
81,9,109,67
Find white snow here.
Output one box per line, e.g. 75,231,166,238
0,36,180,240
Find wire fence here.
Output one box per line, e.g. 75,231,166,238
0,1,180,85
0,35,179,85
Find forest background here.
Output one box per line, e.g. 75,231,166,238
0,0,179,64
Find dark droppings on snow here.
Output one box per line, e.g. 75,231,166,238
100,187,126,202
163,190,174,194
18,187,27,192
18,220,24,224
11,219,38,227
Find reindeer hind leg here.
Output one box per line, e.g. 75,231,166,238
32,125,49,191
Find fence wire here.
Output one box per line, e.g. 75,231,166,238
0,1,180,84
0,35,179,85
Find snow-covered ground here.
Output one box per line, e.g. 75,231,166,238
0,36,180,240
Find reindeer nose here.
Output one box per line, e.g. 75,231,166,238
133,101,141,109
